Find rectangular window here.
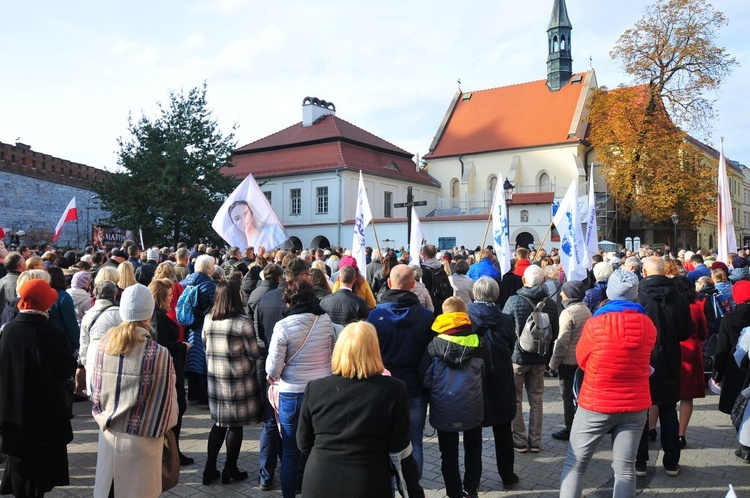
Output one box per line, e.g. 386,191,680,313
264,191,272,203
384,191,393,218
316,186,328,214
290,188,301,215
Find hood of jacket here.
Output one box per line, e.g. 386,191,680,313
638,274,679,304
282,300,326,318
514,259,531,277
516,284,548,301
593,299,646,317
427,328,481,368
562,297,583,309
431,312,473,337
372,290,428,327
182,271,212,287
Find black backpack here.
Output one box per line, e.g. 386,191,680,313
421,264,453,312
222,259,242,278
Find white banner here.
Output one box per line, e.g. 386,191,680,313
491,172,512,276
352,170,374,276
211,174,288,251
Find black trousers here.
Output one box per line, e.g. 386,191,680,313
636,403,681,470
437,426,482,498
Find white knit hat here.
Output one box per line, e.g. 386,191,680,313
147,248,160,261
119,283,155,322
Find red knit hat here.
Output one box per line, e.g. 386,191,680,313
733,280,750,305
18,279,58,312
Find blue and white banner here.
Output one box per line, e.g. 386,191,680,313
584,165,598,269
212,174,288,251
491,172,512,276
717,138,737,264
552,180,587,282
352,170,373,276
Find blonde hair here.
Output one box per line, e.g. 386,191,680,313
148,278,174,312
441,259,453,276
331,321,384,379
442,296,467,314
117,261,137,289
311,260,327,273
711,268,727,283
25,256,44,270
16,269,51,292
103,320,151,355
95,266,120,286
154,261,177,282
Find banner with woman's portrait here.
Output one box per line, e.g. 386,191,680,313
211,174,288,250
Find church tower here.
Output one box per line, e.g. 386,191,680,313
546,0,573,91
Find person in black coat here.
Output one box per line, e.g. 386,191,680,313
319,266,369,326
246,264,282,318
635,257,691,476
715,280,750,414
149,278,192,466
0,280,76,497
297,321,424,498
468,277,520,490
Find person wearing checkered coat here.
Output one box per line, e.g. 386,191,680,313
201,280,261,484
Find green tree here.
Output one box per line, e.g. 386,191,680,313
590,0,737,231
94,84,237,246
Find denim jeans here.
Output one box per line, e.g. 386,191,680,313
278,392,304,498
408,395,428,478
559,407,647,498
437,426,483,498
259,397,281,486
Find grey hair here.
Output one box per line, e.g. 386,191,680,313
624,256,641,273
195,254,216,275
523,265,545,287
473,276,499,302
94,280,118,301
409,263,423,280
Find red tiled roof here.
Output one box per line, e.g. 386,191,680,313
228,141,439,187
427,73,589,158
235,114,411,156
508,192,555,205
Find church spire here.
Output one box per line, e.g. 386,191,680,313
546,0,573,91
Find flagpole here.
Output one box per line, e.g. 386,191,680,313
481,184,502,249
75,219,80,253
532,222,554,263
370,218,383,260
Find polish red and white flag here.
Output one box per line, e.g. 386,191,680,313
53,197,77,242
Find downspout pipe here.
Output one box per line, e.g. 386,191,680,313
336,168,342,246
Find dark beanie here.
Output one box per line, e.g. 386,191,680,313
561,280,586,300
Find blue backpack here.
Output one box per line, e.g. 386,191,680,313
176,285,199,327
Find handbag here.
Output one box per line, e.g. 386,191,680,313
162,429,180,491
731,368,750,432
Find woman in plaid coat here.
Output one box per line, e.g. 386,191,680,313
201,279,261,485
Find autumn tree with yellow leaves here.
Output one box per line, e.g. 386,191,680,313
589,0,737,229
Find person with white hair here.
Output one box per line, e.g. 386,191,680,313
584,262,614,313
502,265,560,453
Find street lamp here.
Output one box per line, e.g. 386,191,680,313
86,195,100,246
671,212,679,255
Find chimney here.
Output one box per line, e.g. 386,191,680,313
302,97,336,127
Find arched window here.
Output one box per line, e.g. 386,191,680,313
451,179,459,208
560,35,566,50
553,36,559,52
521,210,529,223
539,172,550,191
488,175,498,202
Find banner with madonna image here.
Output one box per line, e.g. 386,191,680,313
212,174,288,251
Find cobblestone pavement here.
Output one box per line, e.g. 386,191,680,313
28,378,750,497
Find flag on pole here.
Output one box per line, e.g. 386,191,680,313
409,207,424,264
717,138,737,264
53,197,77,242
491,172,512,276
552,181,587,282
212,174,288,251
352,171,373,276
139,228,145,250
584,164,598,269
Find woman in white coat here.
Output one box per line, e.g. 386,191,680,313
79,281,122,395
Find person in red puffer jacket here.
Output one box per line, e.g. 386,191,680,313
559,270,656,498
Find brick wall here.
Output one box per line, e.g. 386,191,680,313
0,142,110,248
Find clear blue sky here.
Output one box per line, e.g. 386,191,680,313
2,0,747,169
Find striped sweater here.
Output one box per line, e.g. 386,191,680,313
91,326,177,438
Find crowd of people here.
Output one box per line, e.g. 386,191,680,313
0,238,748,497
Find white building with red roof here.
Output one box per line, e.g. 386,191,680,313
423,0,602,250
229,97,440,250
